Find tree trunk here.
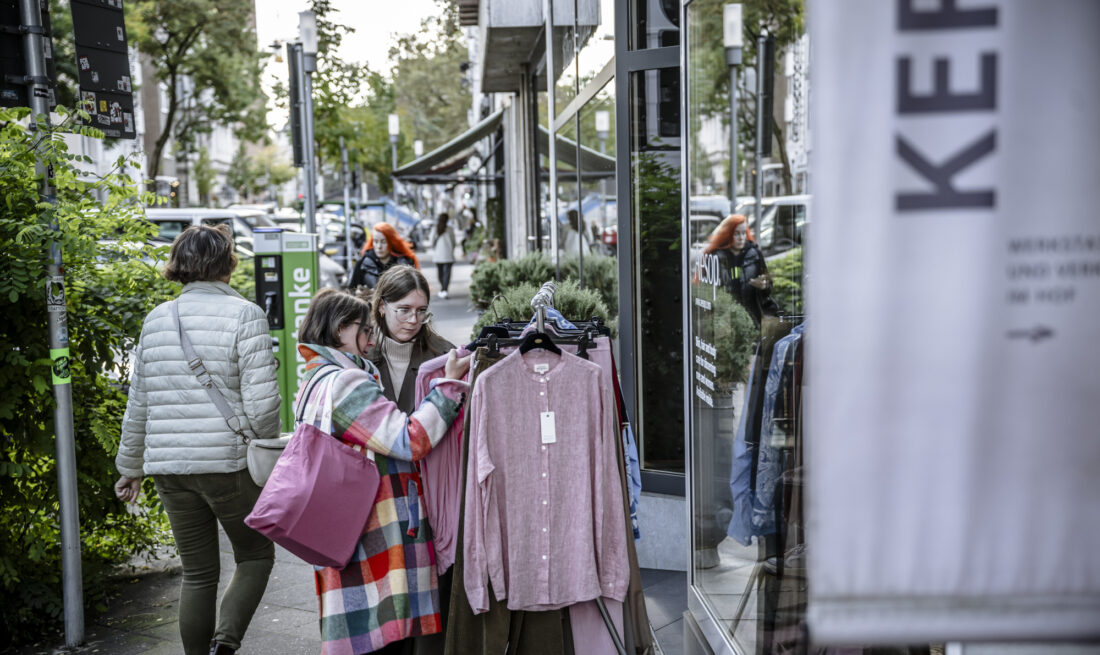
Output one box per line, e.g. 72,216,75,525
149,73,179,182
771,118,793,196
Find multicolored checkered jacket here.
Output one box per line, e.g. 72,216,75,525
297,344,467,655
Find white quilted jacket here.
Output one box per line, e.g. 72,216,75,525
115,281,282,478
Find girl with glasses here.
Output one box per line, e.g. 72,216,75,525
295,287,471,654
367,265,457,652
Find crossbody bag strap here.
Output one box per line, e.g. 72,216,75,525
172,300,249,441
295,365,340,425
301,350,375,461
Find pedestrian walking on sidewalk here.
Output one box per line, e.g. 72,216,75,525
430,212,456,299
296,288,471,654
704,213,780,326
348,222,419,291
114,224,282,655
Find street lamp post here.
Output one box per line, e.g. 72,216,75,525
388,113,400,203
299,10,319,234
389,113,400,172
724,4,743,213
413,139,424,220
753,27,768,237
595,110,610,252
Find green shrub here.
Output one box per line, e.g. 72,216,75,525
0,107,174,643
469,279,613,340
769,247,803,316
469,252,619,319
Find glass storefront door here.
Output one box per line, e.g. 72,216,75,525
682,1,929,653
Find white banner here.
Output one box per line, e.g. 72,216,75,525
806,0,1100,643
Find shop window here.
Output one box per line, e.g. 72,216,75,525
629,67,683,473
629,0,679,50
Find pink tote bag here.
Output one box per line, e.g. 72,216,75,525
245,364,380,568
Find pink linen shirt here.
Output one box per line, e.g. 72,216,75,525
463,348,629,614
414,348,471,573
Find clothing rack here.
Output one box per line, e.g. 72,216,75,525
531,280,556,333
512,279,629,655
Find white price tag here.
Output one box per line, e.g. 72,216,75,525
540,411,557,444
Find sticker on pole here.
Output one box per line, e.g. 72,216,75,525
51,348,71,385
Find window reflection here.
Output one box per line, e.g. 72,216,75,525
629,0,680,50
683,1,923,653
630,68,683,472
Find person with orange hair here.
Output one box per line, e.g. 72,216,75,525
703,214,779,325
347,222,419,291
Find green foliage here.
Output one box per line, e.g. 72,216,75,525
633,150,687,469
687,0,805,195
128,0,268,180
469,280,613,340
0,107,174,643
559,255,619,317
469,252,619,320
229,257,255,301
194,146,216,205
389,1,472,153
769,246,803,316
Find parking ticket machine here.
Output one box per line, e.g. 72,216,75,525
253,228,319,431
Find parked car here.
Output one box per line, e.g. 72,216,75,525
755,194,809,258
687,195,808,266
143,208,345,288
321,223,367,272
690,194,732,218
272,208,304,232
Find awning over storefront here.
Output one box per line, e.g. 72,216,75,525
393,109,504,182
537,125,615,175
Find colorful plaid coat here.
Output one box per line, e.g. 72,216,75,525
297,344,467,655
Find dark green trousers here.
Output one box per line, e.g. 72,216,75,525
155,468,274,654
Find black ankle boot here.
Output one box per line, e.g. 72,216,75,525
209,641,236,655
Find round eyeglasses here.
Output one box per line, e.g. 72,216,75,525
392,306,432,323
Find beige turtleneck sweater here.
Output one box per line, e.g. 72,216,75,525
382,336,415,400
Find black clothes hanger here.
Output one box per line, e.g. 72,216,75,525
478,325,510,339
519,330,562,356
575,328,596,360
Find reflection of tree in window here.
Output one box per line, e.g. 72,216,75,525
634,150,684,471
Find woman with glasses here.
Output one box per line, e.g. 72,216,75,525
368,265,452,412
295,287,471,655
367,265,456,652
348,222,419,291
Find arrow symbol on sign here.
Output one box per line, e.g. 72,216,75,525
1006,325,1054,343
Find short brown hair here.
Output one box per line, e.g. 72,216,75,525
163,223,238,283
298,288,373,349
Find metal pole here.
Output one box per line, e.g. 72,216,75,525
543,0,559,278
20,0,84,646
340,137,353,277
299,47,317,235
729,64,740,211
575,113,583,289
753,30,766,238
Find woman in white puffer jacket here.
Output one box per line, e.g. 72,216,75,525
114,223,281,655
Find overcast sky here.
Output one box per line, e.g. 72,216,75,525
255,0,442,127
255,0,441,73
